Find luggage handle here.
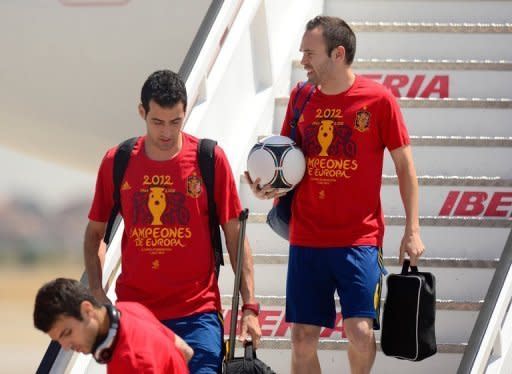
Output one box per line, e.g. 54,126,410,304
401,259,419,274
244,341,256,360
227,209,250,361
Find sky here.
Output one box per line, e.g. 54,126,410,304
0,146,95,211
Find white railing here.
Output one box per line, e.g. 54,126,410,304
476,265,512,373
184,0,323,185
459,230,512,374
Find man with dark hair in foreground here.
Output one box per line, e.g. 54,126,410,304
34,277,192,373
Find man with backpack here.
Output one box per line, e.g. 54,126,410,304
84,69,261,374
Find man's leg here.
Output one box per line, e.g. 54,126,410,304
291,323,321,374
162,312,223,374
286,246,337,373
344,317,376,374
331,246,382,374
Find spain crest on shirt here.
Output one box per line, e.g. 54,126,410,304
355,108,371,133
187,175,202,198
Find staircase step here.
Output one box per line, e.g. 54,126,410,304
291,60,512,98
272,108,512,178
247,213,512,227
225,254,498,268
218,261,494,300
384,175,512,186
352,59,512,71
243,215,510,260
220,296,478,342
382,176,512,217
241,180,512,226
382,143,512,177
224,338,464,374
253,338,465,353
273,96,512,136
405,106,512,136
397,98,512,109
275,96,512,109
325,0,512,24
351,22,512,33
221,295,482,310
356,32,512,60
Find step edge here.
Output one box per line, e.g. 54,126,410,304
292,59,512,71
247,213,512,227
220,295,482,311
350,21,512,33
223,254,498,268
250,338,466,353
241,174,512,186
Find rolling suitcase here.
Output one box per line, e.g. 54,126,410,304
223,209,275,374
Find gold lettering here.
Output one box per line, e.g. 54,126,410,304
306,156,358,180
145,238,186,247
131,226,193,240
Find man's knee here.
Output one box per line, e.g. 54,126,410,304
291,324,321,356
344,318,375,353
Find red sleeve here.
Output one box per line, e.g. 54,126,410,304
107,352,137,374
379,91,410,151
213,145,242,225
88,149,116,222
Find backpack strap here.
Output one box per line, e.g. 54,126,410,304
289,81,315,142
198,138,224,278
103,137,138,245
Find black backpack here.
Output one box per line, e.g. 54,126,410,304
103,137,224,277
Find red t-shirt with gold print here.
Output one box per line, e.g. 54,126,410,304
281,75,410,248
89,133,241,320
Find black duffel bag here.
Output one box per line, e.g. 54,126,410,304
381,259,437,361
223,342,275,374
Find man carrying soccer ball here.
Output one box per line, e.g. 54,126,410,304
247,16,425,374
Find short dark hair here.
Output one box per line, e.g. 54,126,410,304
306,16,356,65
33,278,101,333
140,70,188,114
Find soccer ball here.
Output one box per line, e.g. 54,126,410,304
247,135,306,190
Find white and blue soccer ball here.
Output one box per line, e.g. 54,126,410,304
247,135,306,190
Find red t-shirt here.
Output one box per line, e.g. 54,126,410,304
89,133,241,320
281,75,410,248
108,301,188,373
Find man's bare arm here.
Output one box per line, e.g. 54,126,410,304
390,145,425,265
83,220,110,304
222,217,262,346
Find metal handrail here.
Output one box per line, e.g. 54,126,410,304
178,0,224,82
457,227,512,374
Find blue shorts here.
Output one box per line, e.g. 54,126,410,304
286,245,383,329
162,312,223,374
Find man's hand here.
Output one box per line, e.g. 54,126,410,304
244,171,287,200
239,310,262,349
175,334,194,363
399,230,425,266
